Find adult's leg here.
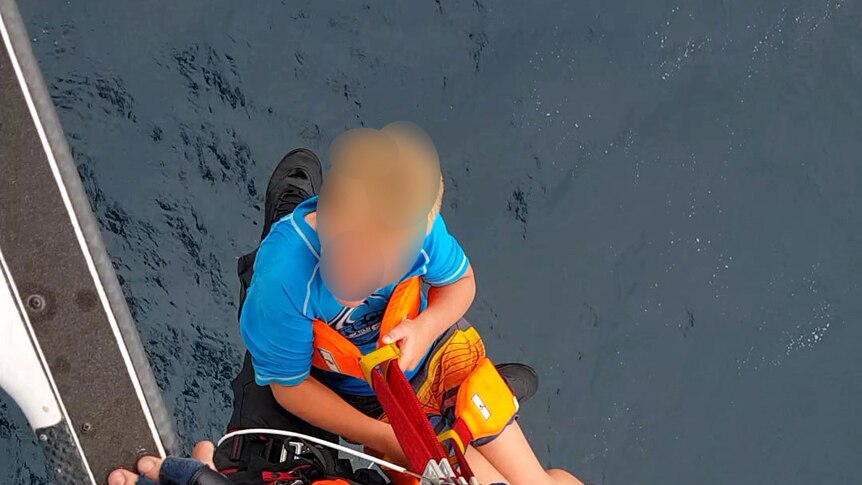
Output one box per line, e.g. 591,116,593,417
215,148,329,469
220,351,338,439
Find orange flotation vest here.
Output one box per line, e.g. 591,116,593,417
310,276,422,381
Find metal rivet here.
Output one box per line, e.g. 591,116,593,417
38,434,48,442
81,422,93,433
27,294,46,312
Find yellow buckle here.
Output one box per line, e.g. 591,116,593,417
437,429,465,453
359,343,401,383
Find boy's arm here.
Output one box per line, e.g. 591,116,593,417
383,265,475,371
424,264,475,328
269,379,407,464
246,309,408,462
240,267,407,462
383,216,476,371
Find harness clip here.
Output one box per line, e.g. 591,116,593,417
359,343,401,383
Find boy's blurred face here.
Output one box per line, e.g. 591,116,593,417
317,124,440,305
318,170,427,306
318,229,384,307
318,212,424,306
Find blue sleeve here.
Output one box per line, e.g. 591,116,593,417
422,215,470,287
240,271,314,387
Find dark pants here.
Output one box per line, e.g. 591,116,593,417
214,349,390,484
220,350,339,441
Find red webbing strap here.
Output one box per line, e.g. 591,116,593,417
452,444,473,479
371,368,442,474
385,363,448,462
450,419,475,478
451,419,474,442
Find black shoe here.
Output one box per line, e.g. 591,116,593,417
496,363,539,405
261,148,323,241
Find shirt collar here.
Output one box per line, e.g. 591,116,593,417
291,196,322,257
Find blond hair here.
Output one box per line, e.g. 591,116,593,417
427,175,444,233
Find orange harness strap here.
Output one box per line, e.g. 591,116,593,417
379,276,422,337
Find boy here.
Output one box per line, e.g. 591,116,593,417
239,124,582,485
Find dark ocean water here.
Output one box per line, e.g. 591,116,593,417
2,1,861,483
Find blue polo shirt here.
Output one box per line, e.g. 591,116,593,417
240,196,470,395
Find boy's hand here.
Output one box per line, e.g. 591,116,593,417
382,314,439,372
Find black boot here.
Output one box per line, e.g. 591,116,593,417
496,363,539,404
260,148,323,241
